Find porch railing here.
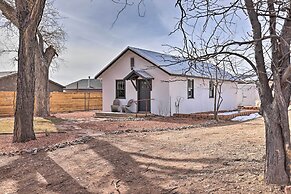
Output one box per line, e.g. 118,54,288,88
133,98,154,117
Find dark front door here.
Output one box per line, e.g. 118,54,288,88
138,79,151,112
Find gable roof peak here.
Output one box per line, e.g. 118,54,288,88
95,46,235,81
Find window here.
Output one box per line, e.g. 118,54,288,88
130,57,135,70
209,81,215,98
116,80,126,99
187,79,194,99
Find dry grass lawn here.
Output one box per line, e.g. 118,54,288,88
0,117,58,133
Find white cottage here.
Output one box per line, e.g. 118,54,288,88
95,46,243,116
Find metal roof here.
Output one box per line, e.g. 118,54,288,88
128,47,235,81
65,79,102,90
95,47,235,81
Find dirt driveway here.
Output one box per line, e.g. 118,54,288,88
0,114,284,193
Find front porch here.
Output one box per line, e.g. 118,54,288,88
123,69,153,113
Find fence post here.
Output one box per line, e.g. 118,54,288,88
84,92,86,111
88,92,90,111
146,100,148,116
13,91,16,111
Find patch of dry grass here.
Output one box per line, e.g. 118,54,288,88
0,117,58,134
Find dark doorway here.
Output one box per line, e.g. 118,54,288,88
137,79,151,112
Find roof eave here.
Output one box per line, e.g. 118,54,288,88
94,47,130,79
169,73,237,82
49,80,65,88
65,88,102,90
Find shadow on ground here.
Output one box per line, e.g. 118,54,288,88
0,137,263,193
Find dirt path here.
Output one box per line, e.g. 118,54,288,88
0,117,283,193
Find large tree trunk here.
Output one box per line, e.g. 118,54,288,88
34,34,56,117
264,109,289,184
34,45,49,117
13,37,37,142
35,57,50,117
13,0,46,143
263,81,291,184
13,22,37,142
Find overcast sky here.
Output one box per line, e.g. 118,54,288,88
0,0,182,85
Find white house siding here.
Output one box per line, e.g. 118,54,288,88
99,50,171,115
237,84,260,106
169,77,239,115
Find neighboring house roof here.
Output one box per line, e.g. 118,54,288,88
49,80,65,88
0,71,17,79
95,46,235,81
65,79,102,90
0,71,65,88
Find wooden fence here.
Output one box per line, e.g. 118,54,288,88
0,92,16,117
0,91,102,117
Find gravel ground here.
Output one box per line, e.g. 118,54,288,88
76,117,207,133
0,111,209,154
0,113,285,193
0,133,78,153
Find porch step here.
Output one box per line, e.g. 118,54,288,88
95,112,152,118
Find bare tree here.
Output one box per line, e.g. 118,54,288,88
175,96,183,114
12,0,46,142
174,0,291,185
111,0,147,29
0,0,65,117
212,57,232,121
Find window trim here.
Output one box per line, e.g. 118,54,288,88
209,80,215,98
187,79,194,99
116,80,126,99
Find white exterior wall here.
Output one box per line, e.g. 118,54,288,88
99,50,171,115
237,84,260,106
169,77,239,115
98,50,259,116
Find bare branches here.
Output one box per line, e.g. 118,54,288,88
172,0,291,102
111,0,146,28
172,0,291,185
39,0,66,53
111,0,133,28
0,0,66,55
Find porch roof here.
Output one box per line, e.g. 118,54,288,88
124,70,154,80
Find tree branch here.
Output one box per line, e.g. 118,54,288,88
44,45,57,65
245,0,272,102
0,0,18,27
27,0,46,30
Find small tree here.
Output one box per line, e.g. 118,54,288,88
212,56,237,121
175,96,183,114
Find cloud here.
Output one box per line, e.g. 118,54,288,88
0,0,181,85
